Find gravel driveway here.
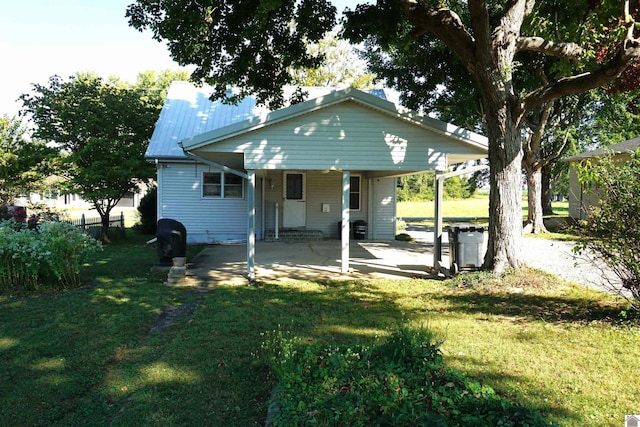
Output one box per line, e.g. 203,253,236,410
521,237,621,294
405,224,621,295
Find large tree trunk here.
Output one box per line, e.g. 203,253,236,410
523,167,548,234
541,166,554,215
483,105,524,274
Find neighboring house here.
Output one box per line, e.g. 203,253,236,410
147,82,488,279
566,136,640,220
16,182,145,211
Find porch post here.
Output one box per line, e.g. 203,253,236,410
341,170,350,273
433,174,444,273
247,170,256,282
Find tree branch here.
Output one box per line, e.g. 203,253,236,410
540,128,572,168
516,36,584,59
468,0,491,54
398,0,476,69
519,23,640,119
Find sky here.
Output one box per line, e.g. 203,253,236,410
0,0,358,118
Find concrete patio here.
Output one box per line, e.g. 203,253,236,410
184,228,449,285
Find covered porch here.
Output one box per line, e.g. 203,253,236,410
182,227,449,285
179,88,488,281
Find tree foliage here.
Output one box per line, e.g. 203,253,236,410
576,149,640,309
127,0,640,272
19,73,160,241
290,30,376,88
0,116,57,205
127,0,337,108
397,173,474,202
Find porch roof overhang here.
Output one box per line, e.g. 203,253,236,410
179,87,488,171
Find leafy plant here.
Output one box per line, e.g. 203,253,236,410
576,149,640,310
264,324,555,426
0,221,102,292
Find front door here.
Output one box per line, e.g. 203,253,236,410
283,171,306,228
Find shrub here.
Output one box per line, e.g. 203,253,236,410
263,324,555,426
136,185,157,235
0,225,44,290
576,149,640,310
0,221,102,292
37,222,103,288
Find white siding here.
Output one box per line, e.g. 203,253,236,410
198,102,450,172
370,177,397,240
261,170,369,238
158,162,249,243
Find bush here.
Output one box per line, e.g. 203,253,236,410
576,149,640,310
263,324,555,426
0,221,102,292
136,185,157,235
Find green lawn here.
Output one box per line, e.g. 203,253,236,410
398,195,570,227
1,231,638,426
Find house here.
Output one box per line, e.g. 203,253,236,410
146,82,488,279
567,136,640,220
15,176,146,212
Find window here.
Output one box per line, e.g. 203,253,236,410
285,173,304,200
350,175,361,210
203,172,244,198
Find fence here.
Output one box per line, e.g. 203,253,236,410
64,212,125,234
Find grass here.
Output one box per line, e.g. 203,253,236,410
1,231,639,426
397,194,492,221
398,195,572,233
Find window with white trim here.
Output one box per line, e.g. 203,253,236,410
350,175,361,210
202,172,244,198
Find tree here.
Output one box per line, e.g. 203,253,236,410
0,116,56,205
521,95,585,233
127,0,640,273
19,73,159,241
134,69,191,111
290,30,376,88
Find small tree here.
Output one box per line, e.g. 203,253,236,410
576,149,640,309
20,73,158,242
0,116,57,205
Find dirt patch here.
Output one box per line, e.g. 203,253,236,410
148,300,199,334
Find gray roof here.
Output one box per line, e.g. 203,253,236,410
146,82,401,160
566,136,640,161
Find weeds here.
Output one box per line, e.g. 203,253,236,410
264,323,557,426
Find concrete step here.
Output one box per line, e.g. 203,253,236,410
264,229,324,242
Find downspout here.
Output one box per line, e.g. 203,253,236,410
155,159,163,221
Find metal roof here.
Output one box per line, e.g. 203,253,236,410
146,82,398,160
180,87,488,153
566,136,640,162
